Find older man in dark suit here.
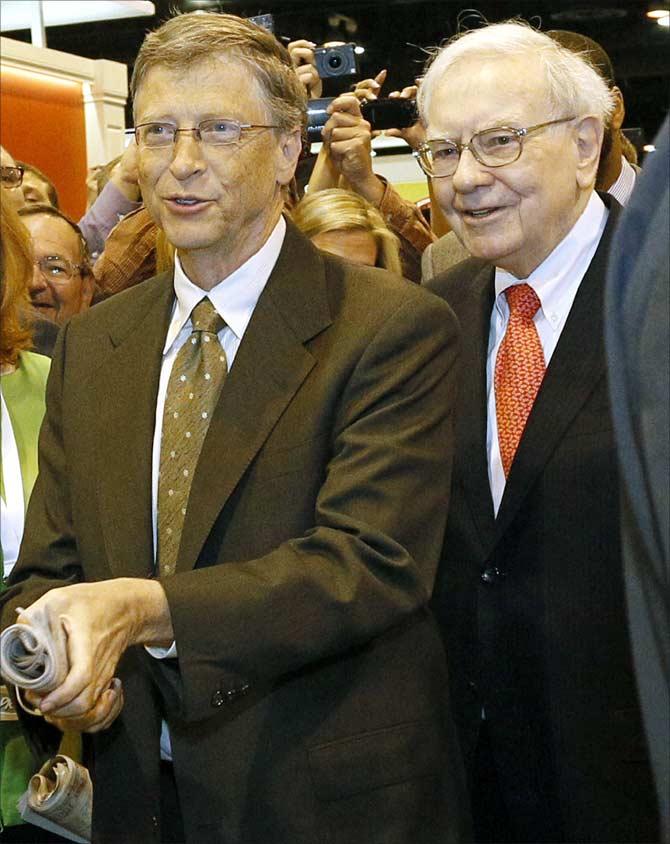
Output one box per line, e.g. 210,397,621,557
415,21,659,843
0,13,467,844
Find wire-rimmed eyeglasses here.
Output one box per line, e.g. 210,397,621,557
414,117,576,178
34,256,84,282
126,118,281,149
1,165,24,189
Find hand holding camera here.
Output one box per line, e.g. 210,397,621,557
354,72,425,149
321,94,383,204
288,39,323,99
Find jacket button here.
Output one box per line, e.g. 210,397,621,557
226,683,251,702
480,566,506,584
211,690,225,707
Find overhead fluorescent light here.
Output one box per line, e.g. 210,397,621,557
0,1,155,32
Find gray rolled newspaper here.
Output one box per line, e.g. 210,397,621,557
0,614,69,696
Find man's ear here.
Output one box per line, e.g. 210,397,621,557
610,87,625,131
80,268,96,309
574,115,603,190
276,128,303,186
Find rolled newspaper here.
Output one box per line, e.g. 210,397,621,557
0,615,69,695
19,754,92,843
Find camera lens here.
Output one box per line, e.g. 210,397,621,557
328,54,343,69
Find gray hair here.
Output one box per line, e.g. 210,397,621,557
131,12,307,133
418,21,615,128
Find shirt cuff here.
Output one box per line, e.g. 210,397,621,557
376,176,434,250
145,641,178,659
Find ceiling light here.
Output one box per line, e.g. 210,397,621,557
646,8,669,18
0,1,155,32
657,13,670,25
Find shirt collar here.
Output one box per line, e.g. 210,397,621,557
163,215,286,354
494,191,608,332
607,156,636,207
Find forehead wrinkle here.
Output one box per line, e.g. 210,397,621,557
428,55,548,139
134,56,269,124
29,223,81,260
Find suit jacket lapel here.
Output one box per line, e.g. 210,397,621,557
176,222,332,572
494,199,620,539
455,264,497,554
96,273,175,578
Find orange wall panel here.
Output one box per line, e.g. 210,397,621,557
1,68,88,220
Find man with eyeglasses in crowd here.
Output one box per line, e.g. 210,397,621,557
0,146,26,212
416,21,659,843
420,30,642,282
19,204,95,325
0,11,468,844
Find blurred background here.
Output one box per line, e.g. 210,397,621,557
1,0,667,219
2,0,669,142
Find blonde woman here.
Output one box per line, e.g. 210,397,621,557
292,187,403,275
0,191,56,840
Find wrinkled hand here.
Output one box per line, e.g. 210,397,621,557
110,141,140,202
322,94,382,203
288,39,323,99
353,69,387,103
17,578,171,733
384,85,426,149
25,679,124,734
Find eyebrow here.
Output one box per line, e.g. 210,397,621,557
431,118,527,139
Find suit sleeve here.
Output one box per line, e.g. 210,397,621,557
157,290,460,722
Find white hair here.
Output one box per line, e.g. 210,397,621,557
418,21,615,127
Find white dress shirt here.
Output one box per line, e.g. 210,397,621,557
146,215,286,757
607,156,637,207
150,216,286,562
486,192,608,515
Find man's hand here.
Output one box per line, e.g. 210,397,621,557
353,69,387,103
18,578,172,732
322,94,384,205
288,39,323,99
109,141,141,203
26,678,125,734
385,85,426,150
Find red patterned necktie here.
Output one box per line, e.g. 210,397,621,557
495,283,546,477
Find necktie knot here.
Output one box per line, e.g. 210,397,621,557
191,298,225,335
505,283,541,320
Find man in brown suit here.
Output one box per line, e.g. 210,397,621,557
0,12,466,844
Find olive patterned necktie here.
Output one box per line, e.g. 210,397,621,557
157,298,227,576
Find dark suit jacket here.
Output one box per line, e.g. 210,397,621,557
606,116,670,843
1,222,468,844
426,197,659,843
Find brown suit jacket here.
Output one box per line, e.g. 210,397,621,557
2,222,467,844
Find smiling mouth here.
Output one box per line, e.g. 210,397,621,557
167,196,209,205
463,207,499,219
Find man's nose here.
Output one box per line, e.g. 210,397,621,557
29,264,48,295
168,131,207,180
451,147,492,194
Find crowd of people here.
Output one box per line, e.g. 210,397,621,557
0,10,668,844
